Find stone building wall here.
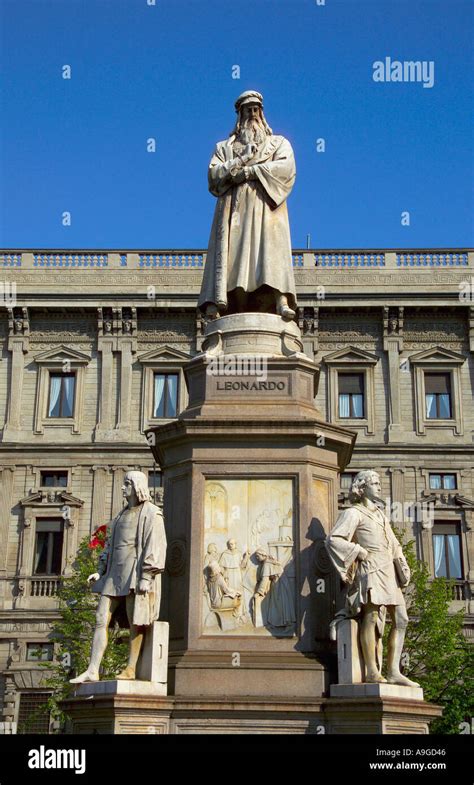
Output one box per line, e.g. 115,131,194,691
0,247,472,730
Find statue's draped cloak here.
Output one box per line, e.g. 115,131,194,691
198,134,297,311
92,500,167,626
325,505,408,615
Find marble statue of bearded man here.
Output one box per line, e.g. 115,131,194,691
198,91,297,321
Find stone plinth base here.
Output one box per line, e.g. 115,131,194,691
61,694,326,734
74,680,167,697
136,621,169,683
330,683,424,700
61,687,442,734
325,683,441,734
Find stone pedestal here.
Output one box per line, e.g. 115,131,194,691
136,621,169,683
147,313,356,706
63,313,441,734
325,683,442,734
336,618,365,684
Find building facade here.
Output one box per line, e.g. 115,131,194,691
0,247,473,731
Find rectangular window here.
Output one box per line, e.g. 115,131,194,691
425,372,452,419
47,373,75,418
153,373,178,418
338,373,364,418
34,519,64,575
340,472,356,490
17,693,51,734
26,643,54,662
40,471,68,488
432,524,463,579
148,470,162,503
429,473,457,490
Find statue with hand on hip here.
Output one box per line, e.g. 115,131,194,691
325,470,419,687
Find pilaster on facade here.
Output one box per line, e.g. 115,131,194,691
111,466,126,518
2,308,29,442
298,305,319,360
95,307,137,442
383,306,405,443
387,467,406,527
90,465,110,533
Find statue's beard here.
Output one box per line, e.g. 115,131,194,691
234,118,266,153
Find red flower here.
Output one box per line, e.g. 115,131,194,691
88,524,107,550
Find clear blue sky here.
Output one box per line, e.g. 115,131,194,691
0,0,473,249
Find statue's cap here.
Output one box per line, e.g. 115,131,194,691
235,90,263,112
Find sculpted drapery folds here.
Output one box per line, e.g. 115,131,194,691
70,471,167,683
198,91,297,321
325,470,419,687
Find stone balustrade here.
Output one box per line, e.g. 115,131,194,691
29,577,60,598
1,249,472,270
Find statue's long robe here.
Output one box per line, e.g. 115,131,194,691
198,134,297,312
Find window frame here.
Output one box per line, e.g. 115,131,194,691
138,346,191,433
33,518,64,576
337,372,365,419
39,470,69,488
33,347,90,435
424,372,452,420
429,472,457,491
432,522,463,580
324,347,378,436
26,642,54,662
410,348,465,436
46,372,76,419
152,371,180,419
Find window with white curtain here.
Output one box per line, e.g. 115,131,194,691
338,373,364,418
429,473,457,490
340,472,357,490
432,523,463,579
153,372,179,418
47,373,75,417
424,372,452,419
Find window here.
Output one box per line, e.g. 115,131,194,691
34,519,64,575
26,643,54,662
340,472,356,490
40,471,68,488
47,373,75,418
148,470,162,503
338,373,364,418
153,373,179,418
425,372,452,419
18,693,51,734
429,473,457,490
432,524,463,579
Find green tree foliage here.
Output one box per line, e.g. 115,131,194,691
387,528,474,734
38,527,128,730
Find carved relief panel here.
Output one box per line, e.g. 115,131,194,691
202,478,295,637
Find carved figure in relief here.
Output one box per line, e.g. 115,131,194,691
251,548,295,631
219,539,250,597
204,560,241,610
325,470,419,686
70,471,166,683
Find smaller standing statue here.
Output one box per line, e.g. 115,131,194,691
70,471,167,683
325,470,419,687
